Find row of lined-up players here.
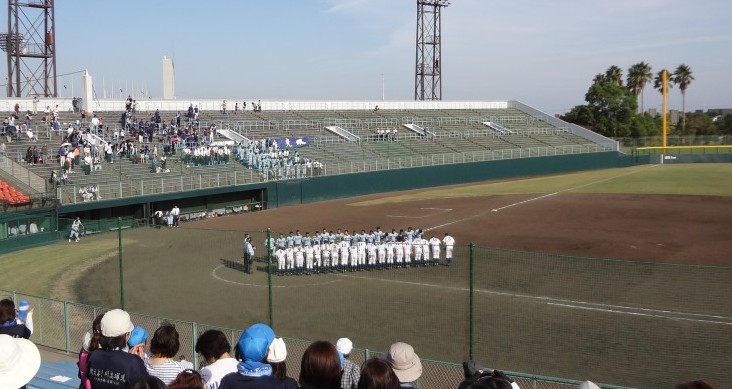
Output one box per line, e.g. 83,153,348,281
258,228,456,274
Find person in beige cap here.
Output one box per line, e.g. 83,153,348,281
0,334,41,389
267,337,297,389
87,309,149,388
337,337,360,389
384,342,422,388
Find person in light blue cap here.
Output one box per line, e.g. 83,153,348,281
219,323,278,389
128,326,149,358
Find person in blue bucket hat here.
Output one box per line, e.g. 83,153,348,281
219,323,278,389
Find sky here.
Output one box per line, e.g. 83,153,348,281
2,0,731,115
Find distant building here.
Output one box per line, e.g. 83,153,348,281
162,56,175,99
647,108,657,117
669,110,680,125
707,108,732,116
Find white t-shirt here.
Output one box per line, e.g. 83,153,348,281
200,357,239,389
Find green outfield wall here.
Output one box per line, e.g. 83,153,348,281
272,152,622,206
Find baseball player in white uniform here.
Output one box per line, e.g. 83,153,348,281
357,240,367,268
285,247,295,273
413,237,424,264
294,246,305,274
321,241,331,269
275,248,286,274
429,235,442,265
339,239,350,270
366,242,377,267
377,242,387,265
402,240,412,266
304,245,314,272
421,237,430,265
443,232,455,266
395,240,404,266
348,243,358,270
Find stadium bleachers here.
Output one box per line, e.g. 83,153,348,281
0,104,612,205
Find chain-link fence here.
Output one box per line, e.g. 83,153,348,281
5,225,731,388
0,289,628,389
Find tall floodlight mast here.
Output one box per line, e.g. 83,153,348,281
0,0,57,97
415,0,449,101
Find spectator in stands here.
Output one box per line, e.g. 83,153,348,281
218,323,278,388
337,338,359,389
195,329,238,389
299,340,341,389
145,322,193,385
674,380,715,389
0,298,33,338
0,334,41,389
87,309,149,387
169,370,205,389
78,313,104,389
267,337,298,389
384,342,421,388
129,376,167,389
458,361,520,389
128,326,149,359
457,360,485,389
357,358,399,389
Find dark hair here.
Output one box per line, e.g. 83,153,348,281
100,334,128,350
150,323,180,358
128,376,167,389
169,370,204,389
88,314,104,352
470,373,514,389
270,361,288,380
299,341,342,389
0,299,16,323
195,330,231,362
676,380,715,389
358,358,400,389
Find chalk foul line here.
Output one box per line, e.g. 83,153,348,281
337,273,732,326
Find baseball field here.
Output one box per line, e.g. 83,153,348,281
2,163,732,388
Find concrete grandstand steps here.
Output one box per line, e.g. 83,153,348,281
28,360,81,389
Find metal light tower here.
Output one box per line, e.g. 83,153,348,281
0,0,57,97
415,0,448,101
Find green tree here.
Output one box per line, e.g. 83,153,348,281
627,62,652,113
584,78,638,137
672,64,694,134
682,112,716,136
716,115,732,135
629,113,660,138
560,104,595,127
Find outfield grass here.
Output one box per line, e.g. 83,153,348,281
351,164,732,206
2,164,730,300
0,234,120,299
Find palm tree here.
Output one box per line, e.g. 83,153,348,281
604,65,623,86
592,73,606,85
672,64,694,134
627,62,652,113
653,69,673,95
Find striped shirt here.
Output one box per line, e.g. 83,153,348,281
145,358,189,385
